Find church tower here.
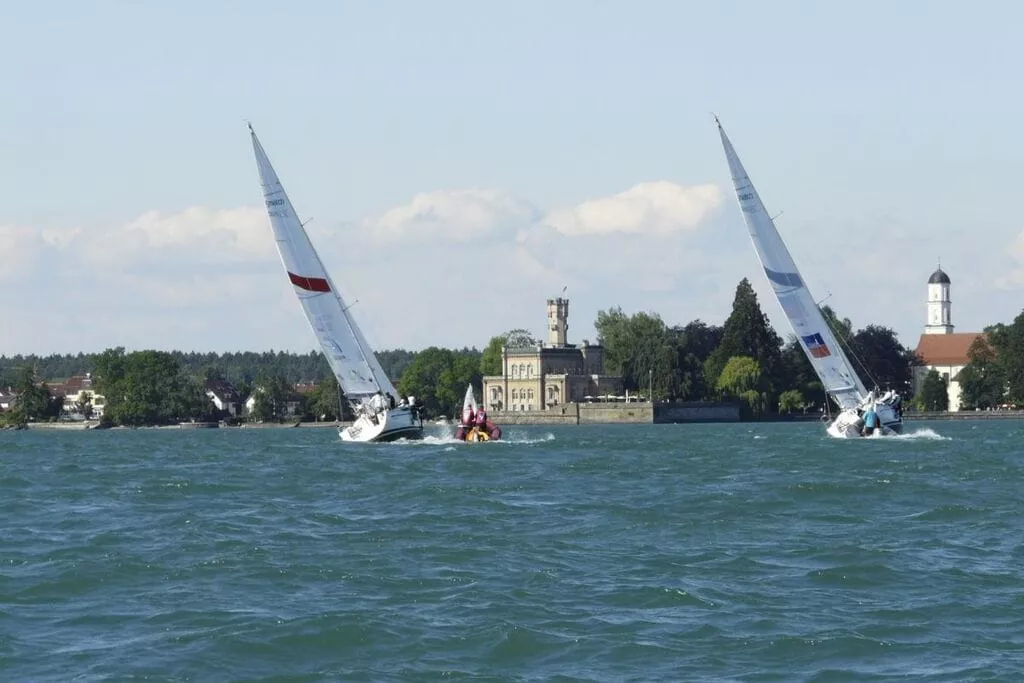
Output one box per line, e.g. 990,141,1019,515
546,297,569,347
924,263,953,335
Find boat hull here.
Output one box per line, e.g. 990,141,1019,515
827,403,902,439
455,421,502,442
339,406,423,443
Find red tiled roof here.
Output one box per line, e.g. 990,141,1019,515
915,332,986,365
294,382,318,395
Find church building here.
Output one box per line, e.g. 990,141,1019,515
912,265,985,411
482,297,624,412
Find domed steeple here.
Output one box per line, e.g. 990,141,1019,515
925,261,953,334
928,267,950,285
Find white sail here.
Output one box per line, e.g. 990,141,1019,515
250,125,397,400
716,120,867,411
461,384,478,424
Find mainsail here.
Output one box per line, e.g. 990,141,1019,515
461,384,478,424
250,125,397,400
716,119,867,411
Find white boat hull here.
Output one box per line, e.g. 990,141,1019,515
826,403,902,439
339,405,423,443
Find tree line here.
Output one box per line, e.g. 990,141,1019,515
0,349,419,389
7,277,1024,425
582,278,918,418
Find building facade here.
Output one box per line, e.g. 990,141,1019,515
913,265,983,411
482,297,624,412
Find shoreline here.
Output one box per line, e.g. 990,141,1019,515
12,409,1024,431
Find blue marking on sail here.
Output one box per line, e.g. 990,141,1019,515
764,267,803,289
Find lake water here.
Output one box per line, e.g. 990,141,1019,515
2,420,1022,681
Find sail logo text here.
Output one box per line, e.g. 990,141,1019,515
738,192,753,201
266,199,286,207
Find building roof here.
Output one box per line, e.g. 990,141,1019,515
205,378,241,402
928,267,951,284
49,374,95,397
915,332,985,366
293,382,318,395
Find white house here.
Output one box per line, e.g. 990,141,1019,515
205,379,242,417
0,388,17,411
53,373,106,418
912,265,983,411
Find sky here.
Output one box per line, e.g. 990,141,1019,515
4,0,1024,357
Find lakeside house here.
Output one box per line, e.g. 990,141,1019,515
205,378,243,417
0,387,16,411
50,373,106,418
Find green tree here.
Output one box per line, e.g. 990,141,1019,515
307,374,347,421
704,279,782,403
914,369,949,411
75,391,94,419
665,320,723,401
93,348,222,426
249,375,293,422
4,366,63,424
848,324,917,395
595,308,673,397
594,307,632,376
777,388,807,414
957,336,1003,410
399,347,481,418
986,312,1024,405
820,305,853,340
715,355,763,417
776,335,825,411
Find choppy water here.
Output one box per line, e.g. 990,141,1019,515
2,420,1023,681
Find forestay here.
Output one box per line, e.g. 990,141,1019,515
250,125,397,400
716,120,867,410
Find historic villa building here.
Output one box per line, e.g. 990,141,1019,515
912,265,984,411
482,297,623,412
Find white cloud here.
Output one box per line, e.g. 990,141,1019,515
82,206,273,268
0,225,81,280
541,181,723,236
0,181,759,355
367,188,539,244
994,231,1024,290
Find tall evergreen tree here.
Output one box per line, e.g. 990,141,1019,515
704,279,783,403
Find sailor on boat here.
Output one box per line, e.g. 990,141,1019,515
860,396,880,436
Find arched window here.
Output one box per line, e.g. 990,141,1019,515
528,389,534,400
511,365,518,379
527,365,533,378
519,363,526,377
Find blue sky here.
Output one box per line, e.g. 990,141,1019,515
3,0,1023,356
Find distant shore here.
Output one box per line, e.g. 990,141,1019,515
12,408,1024,432
16,420,346,431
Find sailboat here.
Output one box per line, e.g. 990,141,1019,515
715,118,903,438
249,124,423,442
454,384,502,442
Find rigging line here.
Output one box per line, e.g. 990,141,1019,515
820,310,881,390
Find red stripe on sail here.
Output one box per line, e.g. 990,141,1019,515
288,272,331,292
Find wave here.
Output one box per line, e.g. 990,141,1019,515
892,428,949,441
395,432,557,446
